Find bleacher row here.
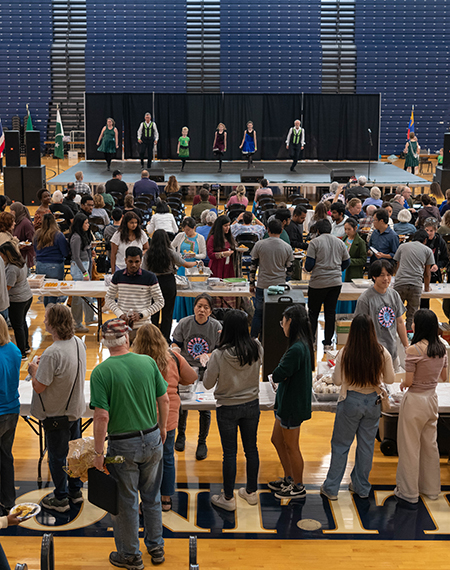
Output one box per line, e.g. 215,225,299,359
0,1,52,147
355,0,450,154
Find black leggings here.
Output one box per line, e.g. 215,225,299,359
104,152,114,169
9,297,32,356
308,285,342,346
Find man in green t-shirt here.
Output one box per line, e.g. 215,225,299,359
90,319,169,568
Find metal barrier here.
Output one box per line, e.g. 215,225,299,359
41,533,54,570
189,536,199,570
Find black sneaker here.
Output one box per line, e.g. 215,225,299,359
148,546,165,565
196,441,208,460
274,483,306,499
109,552,144,570
174,433,185,452
68,490,84,504
267,477,291,492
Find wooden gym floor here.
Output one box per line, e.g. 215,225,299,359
0,157,449,570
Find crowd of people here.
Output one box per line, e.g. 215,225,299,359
0,171,449,568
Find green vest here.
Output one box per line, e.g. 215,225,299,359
292,128,302,145
143,122,154,139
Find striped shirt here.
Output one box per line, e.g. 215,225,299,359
105,268,164,329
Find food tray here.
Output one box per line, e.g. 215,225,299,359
351,278,372,288
313,391,339,402
59,282,74,289
27,274,46,288
289,280,309,289
179,378,198,400
185,267,212,282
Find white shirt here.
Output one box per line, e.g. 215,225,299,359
286,126,305,146
137,121,159,142
147,213,178,236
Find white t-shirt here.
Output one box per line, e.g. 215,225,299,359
110,232,149,270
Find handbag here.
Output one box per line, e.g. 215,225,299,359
40,339,80,432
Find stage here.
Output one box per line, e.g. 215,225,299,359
47,159,430,194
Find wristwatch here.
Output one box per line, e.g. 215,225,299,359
139,313,144,319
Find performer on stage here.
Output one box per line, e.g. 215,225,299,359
404,132,420,174
213,123,227,172
137,112,159,169
239,121,257,169
177,127,190,172
285,119,305,172
97,117,119,171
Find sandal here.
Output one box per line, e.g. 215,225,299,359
162,498,172,512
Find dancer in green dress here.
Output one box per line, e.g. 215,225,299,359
177,127,190,171
97,117,119,171
404,132,420,175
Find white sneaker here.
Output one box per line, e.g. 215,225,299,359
320,484,338,501
238,487,258,505
210,492,236,511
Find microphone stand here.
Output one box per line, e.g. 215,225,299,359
368,129,373,181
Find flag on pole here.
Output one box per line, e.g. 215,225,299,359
54,109,64,159
26,109,33,131
407,105,414,138
0,119,5,158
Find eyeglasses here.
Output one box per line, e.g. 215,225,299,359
424,217,438,228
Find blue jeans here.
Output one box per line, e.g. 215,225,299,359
323,391,381,497
250,287,264,338
70,261,94,326
35,261,65,306
161,428,176,496
45,419,82,500
107,429,164,558
0,414,18,510
216,399,260,498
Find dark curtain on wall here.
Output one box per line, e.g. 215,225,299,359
261,95,303,159
85,94,124,160
303,94,380,160
85,93,380,161
123,94,154,159
154,94,223,160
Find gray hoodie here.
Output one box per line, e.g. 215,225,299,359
203,340,263,406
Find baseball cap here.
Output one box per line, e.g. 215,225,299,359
101,318,129,340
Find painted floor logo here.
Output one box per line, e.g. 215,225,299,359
5,482,450,540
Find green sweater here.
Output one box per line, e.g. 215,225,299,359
343,233,367,282
272,340,312,425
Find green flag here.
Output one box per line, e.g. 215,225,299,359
26,111,33,131
54,109,64,159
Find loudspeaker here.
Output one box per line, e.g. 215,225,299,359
26,130,41,167
148,169,165,183
5,131,20,167
22,166,46,206
435,166,450,193
3,166,23,202
330,168,355,183
240,169,264,183
262,289,306,382
443,133,450,170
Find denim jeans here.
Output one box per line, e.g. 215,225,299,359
323,390,380,497
70,261,94,326
161,428,176,496
36,261,66,306
250,287,264,338
8,298,32,356
107,429,164,558
45,419,83,500
0,414,18,510
216,399,260,498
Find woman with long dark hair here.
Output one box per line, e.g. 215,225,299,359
69,213,95,333
268,305,315,499
395,309,447,505
133,324,197,511
0,242,33,359
143,229,196,340
204,310,263,511
10,202,35,269
34,213,69,306
206,215,235,279
320,314,394,501
110,211,149,271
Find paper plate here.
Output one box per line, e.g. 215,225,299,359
10,502,41,520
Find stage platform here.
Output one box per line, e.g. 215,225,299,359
47,159,430,194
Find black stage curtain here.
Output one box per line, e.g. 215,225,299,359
262,95,303,159
303,94,380,160
123,94,154,159
154,94,223,161
85,94,124,160
85,93,380,161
